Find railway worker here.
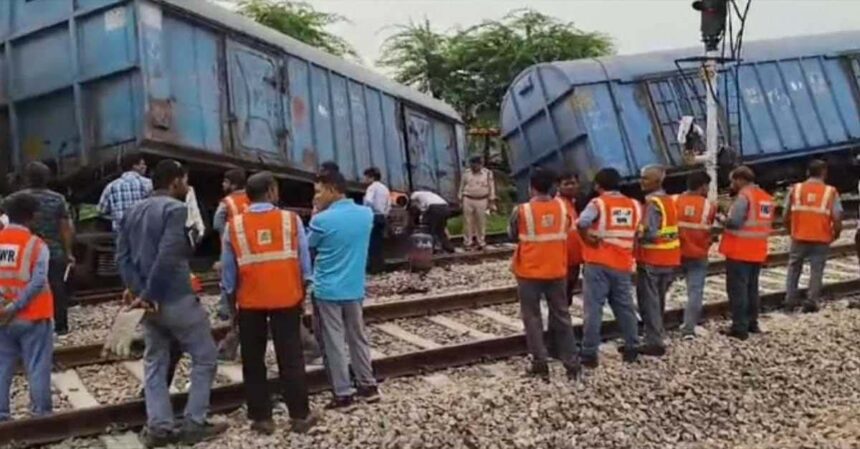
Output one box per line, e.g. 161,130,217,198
635,164,681,356
116,160,225,447
0,193,54,421
220,172,318,434
20,162,75,336
213,169,249,238
459,155,497,251
577,167,641,367
212,169,248,359
363,167,391,274
557,172,584,304
309,170,380,409
410,189,455,253
676,172,718,339
783,160,843,313
509,167,580,380
98,151,152,232
719,166,775,340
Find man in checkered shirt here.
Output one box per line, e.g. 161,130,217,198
98,152,153,231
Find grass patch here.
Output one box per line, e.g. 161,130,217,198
448,213,509,236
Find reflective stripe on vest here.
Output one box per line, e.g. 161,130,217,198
233,211,297,266
591,198,640,249
518,198,569,243
724,194,774,239
791,182,835,215
0,236,39,281
640,196,680,250
224,196,239,217
676,196,713,230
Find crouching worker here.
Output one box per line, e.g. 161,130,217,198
0,193,54,421
509,168,580,381
221,172,318,434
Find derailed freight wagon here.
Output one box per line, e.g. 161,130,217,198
0,0,465,284
501,31,860,199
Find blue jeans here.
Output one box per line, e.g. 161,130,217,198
0,320,53,420
143,296,217,431
681,258,709,334
581,264,639,358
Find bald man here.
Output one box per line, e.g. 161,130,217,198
635,165,681,356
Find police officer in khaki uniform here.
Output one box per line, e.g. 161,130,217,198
459,156,496,250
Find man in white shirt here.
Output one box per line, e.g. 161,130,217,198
363,167,391,274
410,190,454,253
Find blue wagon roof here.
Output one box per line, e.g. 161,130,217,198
159,0,462,122
539,30,860,85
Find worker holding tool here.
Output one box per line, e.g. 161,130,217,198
783,159,842,313
115,160,225,448
0,193,54,421
221,171,318,435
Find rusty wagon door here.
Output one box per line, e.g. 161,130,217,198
225,40,287,161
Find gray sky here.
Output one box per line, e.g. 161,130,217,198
215,0,860,72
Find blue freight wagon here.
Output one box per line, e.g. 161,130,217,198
0,0,465,285
501,31,860,199
0,0,465,201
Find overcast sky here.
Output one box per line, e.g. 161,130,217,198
214,0,859,72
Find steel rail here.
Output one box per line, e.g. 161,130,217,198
51,242,857,370
5,276,860,447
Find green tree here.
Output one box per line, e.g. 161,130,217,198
237,0,356,57
379,9,613,126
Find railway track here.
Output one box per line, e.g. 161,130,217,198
72,244,516,307
3,243,859,447
71,220,858,308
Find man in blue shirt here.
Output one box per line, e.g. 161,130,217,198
116,160,226,447
309,170,378,409
0,193,52,421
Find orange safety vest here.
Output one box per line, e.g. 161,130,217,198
229,209,304,310
719,186,775,263
512,198,570,280
789,180,837,244
0,228,53,321
190,273,203,294
636,195,681,267
582,193,642,273
559,196,583,266
674,193,716,260
221,191,251,221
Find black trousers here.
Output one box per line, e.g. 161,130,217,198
425,204,454,253
565,264,581,306
49,259,70,333
367,214,386,274
726,259,761,334
238,307,310,421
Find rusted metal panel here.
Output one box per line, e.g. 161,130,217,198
0,0,463,203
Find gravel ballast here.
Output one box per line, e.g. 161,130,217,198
200,301,860,449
